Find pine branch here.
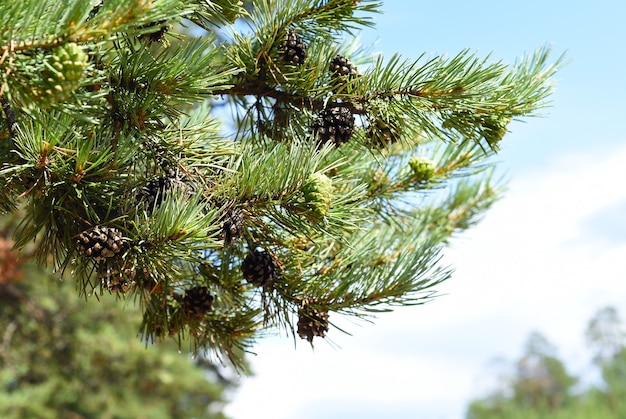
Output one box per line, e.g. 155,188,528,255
0,0,563,366
316,222,453,312
0,0,189,53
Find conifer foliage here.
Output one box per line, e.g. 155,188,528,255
0,0,561,367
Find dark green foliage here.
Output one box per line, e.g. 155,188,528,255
0,234,239,419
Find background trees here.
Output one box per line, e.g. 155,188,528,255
0,221,240,419
466,306,626,419
511,332,576,411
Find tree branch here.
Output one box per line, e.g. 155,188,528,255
213,82,368,114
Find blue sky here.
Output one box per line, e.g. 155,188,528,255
225,2,626,418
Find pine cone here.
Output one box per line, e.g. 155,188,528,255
367,119,399,147
182,286,214,317
34,43,88,105
301,173,334,221
136,169,187,207
280,31,307,65
220,207,245,245
139,20,170,43
329,55,358,78
297,303,329,343
241,249,278,287
153,302,179,338
98,262,136,293
312,106,355,146
481,115,511,146
76,226,124,261
409,157,436,182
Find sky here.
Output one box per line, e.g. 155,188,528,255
225,1,626,418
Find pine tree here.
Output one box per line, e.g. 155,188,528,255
0,0,562,367
466,312,626,419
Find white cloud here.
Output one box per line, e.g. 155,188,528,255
225,144,626,419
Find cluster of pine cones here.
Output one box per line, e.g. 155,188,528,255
279,30,361,147
71,30,366,344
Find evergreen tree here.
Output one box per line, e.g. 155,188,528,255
511,333,576,410
586,306,626,364
467,308,626,419
0,224,240,419
466,332,577,419
0,0,562,367
586,306,626,417
597,348,626,417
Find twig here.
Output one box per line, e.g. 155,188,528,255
212,82,365,114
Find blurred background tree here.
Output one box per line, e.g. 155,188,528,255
585,306,626,418
511,332,576,411
0,219,241,419
466,306,626,419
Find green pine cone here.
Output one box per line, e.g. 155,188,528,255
301,173,334,221
482,115,511,146
35,43,88,105
409,157,436,182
